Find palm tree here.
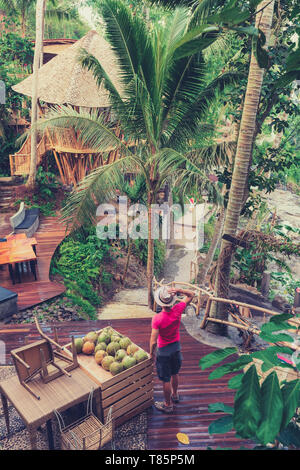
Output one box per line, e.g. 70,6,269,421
35,0,239,308
209,0,276,335
0,0,80,38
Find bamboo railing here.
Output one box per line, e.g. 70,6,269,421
153,277,300,352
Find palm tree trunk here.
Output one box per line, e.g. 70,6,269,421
147,190,155,309
21,10,26,38
122,237,132,285
207,0,275,336
26,0,46,189
197,208,225,286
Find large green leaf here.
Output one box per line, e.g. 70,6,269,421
208,415,234,435
208,355,252,380
263,319,297,331
280,379,300,431
256,372,283,445
259,331,295,344
198,347,237,370
233,365,261,439
269,313,295,324
208,402,234,414
228,374,243,390
252,346,295,373
207,8,250,25
259,323,295,343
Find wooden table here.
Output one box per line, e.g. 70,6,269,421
0,234,37,284
0,367,101,449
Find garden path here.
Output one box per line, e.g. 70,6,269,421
97,208,200,320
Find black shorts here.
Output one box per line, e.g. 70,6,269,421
156,351,183,383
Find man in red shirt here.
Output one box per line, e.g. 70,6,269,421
150,286,194,413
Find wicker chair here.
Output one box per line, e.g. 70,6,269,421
54,389,114,450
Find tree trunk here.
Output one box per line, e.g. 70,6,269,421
26,0,46,190
197,208,225,286
207,0,275,336
21,11,26,38
122,237,132,285
147,190,155,309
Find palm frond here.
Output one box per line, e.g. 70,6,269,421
161,50,207,140
60,151,142,232
157,148,224,204
164,71,243,149
35,105,132,156
100,0,149,88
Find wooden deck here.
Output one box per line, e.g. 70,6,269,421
0,215,67,311
0,319,254,450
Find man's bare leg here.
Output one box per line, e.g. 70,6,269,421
163,381,172,407
171,374,179,399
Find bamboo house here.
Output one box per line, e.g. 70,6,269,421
10,30,124,186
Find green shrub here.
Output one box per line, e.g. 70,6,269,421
64,291,97,320
64,279,102,307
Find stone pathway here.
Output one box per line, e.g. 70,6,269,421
97,208,202,320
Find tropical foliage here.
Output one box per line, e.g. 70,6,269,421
199,312,300,449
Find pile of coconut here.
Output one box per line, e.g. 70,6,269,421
74,327,149,376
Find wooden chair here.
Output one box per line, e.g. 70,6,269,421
54,389,114,450
11,317,79,399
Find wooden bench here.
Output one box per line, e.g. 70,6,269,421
10,202,39,238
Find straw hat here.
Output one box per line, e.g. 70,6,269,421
154,286,176,308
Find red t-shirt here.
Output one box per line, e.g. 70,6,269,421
151,302,186,348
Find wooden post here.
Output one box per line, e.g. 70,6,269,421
26,0,46,189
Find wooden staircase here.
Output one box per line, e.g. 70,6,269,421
0,178,23,213
9,134,51,176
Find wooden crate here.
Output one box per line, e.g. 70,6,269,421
65,328,154,427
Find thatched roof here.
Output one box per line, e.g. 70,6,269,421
12,30,122,108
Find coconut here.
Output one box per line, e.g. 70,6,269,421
98,332,111,345
127,344,139,356
115,349,127,362
101,355,115,371
82,341,95,355
109,361,124,376
95,350,107,364
83,331,98,344
74,338,84,354
106,341,121,356
119,337,131,350
111,334,121,342
96,341,107,351
122,355,137,369
134,349,148,363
